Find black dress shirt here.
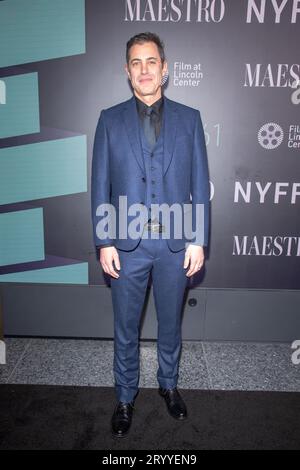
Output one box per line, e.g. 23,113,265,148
135,94,164,140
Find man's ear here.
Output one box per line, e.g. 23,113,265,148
162,60,168,75
125,63,130,79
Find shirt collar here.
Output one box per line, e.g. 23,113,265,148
135,94,164,116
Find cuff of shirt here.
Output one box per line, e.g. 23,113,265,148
96,243,114,249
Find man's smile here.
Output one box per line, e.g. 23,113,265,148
139,77,152,83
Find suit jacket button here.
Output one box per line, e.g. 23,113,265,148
142,177,146,182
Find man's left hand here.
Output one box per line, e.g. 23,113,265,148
183,245,205,277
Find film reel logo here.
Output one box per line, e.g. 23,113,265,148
258,122,284,150
161,70,169,87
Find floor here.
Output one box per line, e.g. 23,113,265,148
1,337,299,392
2,384,300,449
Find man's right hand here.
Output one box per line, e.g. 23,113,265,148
99,246,121,279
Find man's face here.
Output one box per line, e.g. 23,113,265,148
125,41,168,99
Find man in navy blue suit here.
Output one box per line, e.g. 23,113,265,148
91,32,210,438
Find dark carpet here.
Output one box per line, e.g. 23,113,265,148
0,384,300,450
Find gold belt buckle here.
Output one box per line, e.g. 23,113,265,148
145,218,165,233
150,223,163,233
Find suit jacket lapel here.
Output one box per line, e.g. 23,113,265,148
163,96,178,176
122,95,145,174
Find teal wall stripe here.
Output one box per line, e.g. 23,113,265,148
0,263,88,284
0,136,87,204
0,72,40,139
0,208,45,266
0,0,86,67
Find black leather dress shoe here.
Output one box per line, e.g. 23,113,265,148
158,387,187,420
111,401,134,438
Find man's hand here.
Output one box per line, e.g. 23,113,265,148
183,245,205,277
99,246,121,279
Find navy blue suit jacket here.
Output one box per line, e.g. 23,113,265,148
91,95,210,252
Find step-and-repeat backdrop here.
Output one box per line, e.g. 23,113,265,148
0,0,299,289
